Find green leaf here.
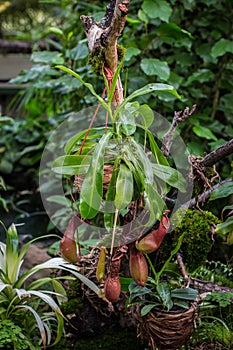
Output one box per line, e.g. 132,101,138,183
152,164,187,193
114,163,134,210
64,127,106,155
210,182,233,200
171,287,198,300
119,109,137,136
17,305,47,348
5,224,20,283
120,277,134,292
215,217,233,235
193,125,217,141
211,39,233,58
157,23,193,48
142,0,172,22
141,303,156,316
49,27,64,37
157,282,173,310
52,155,91,175
185,69,214,85
55,65,109,111
115,83,180,118
140,58,170,81
137,104,154,128
144,182,166,223
125,47,141,61
147,130,169,166
80,132,113,219
31,51,64,64
104,159,120,231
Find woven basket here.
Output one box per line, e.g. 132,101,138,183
74,164,113,193
131,303,198,350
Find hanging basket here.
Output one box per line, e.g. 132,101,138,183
131,303,198,350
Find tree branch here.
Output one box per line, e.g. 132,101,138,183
80,0,130,103
0,39,52,54
161,105,196,157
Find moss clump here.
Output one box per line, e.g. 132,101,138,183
173,209,221,272
61,279,83,315
88,47,105,76
88,45,126,76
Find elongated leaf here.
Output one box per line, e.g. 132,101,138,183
152,164,187,192
17,305,47,348
114,163,134,210
108,56,125,103
141,303,157,316
104,158,120,231
52,155,91,175
64,127,106,155
80,132,113,219
115,83,180,117
5,224,21,284
157,282,173,310
171,287,198,301
130,138,154,184
55,65,109,111
147,129,169,166
18,257,100,296
215,217,233,235
210,182,233,200
144,182,166,224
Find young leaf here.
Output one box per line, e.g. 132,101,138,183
114,163,134,210
80,132,113,219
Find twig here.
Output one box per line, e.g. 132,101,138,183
176,253,189,281
161,105,197,157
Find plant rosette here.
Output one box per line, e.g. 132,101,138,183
52,65,187,249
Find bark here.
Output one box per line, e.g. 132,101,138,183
199,138,233,168
80,0,130,103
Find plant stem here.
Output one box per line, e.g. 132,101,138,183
110,208,119,256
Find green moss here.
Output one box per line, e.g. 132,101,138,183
61,279,83,315
88,47,105,76
88,45,126,76
117,44,127,61
172,209,221,272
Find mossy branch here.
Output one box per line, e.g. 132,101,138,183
80,0,130,103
